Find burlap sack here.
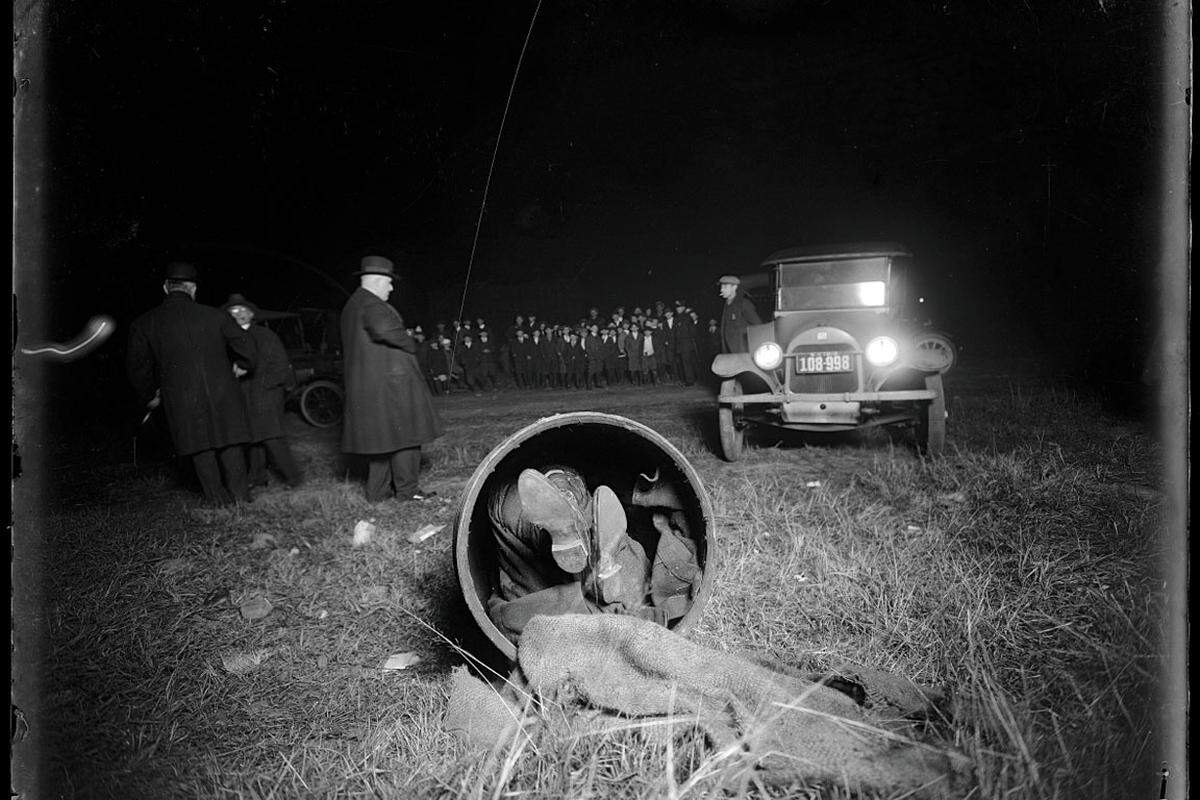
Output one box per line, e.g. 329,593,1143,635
445,614,972,798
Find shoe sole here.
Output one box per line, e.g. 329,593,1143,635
592,485,629,603
518,469,588,573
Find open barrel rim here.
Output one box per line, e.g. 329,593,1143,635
453,411,719,661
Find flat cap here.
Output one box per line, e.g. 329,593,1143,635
717,274,740,285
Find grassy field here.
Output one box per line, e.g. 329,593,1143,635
14,358,1171,799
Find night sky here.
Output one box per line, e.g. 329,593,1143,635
14,0,1180,418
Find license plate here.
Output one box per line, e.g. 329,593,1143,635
793,351,853,373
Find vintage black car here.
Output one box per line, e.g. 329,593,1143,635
260,307,345,428
711,243,956,460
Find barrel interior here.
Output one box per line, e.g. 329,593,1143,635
464,419,711,649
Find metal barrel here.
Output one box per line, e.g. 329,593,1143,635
453,411,718,662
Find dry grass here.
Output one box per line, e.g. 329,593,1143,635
18,358,1168,799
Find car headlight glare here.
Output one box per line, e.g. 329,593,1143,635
752,341,784,370
864,336,899,366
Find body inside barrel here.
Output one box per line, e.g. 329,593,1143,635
454,412,717,661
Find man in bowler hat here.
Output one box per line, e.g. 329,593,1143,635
126,261,256,505
340,255,443,502
222,293,304,489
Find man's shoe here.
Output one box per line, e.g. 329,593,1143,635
650,512,701,621
592,485,629,604
517,469,588,573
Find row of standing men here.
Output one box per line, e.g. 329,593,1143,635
411,302,725,393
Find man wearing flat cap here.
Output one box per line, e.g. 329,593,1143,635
717,274,761,354
126,262,256,505
223,294,303,489
340,255,443,502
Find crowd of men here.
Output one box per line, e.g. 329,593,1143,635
127,256,757,506
409,300,727,394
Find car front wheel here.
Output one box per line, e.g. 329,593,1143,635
718,379,745,461
914,331,957,373
916,373,947,456
299,380,344,428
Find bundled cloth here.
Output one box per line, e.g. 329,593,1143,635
445,614,973,799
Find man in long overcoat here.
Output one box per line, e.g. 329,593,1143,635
340,255,443,503
671,301,699,386
127,261,256,505
718,275,762,353
223,294,303,488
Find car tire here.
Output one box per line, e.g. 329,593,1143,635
917,373,946,456
718,378,745,462
299,380,344,428
913,331,957,373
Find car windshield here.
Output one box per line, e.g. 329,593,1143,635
776,258,890,310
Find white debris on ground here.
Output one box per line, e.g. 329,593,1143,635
352,519,376,547
221,649,271,674
381,652,421,671
408,523,444,544
249,533,276,550
239,594,273,620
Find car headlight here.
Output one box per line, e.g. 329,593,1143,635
864,336,899,366
752,341,784,370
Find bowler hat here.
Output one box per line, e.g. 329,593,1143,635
164,261,199,282
717,274,740,286
221,293,259,315
356,254,398,277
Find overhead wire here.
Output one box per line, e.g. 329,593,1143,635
450,0,543,363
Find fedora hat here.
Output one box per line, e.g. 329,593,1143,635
221,293,259,315
164,261,199,282
355,254,398,277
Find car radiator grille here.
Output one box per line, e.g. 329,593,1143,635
787,344,859,394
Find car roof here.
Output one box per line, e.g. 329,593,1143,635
760,242,911,266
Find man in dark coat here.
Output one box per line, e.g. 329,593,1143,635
458,334,486,395
659,309,679,383
340,255,443,503
718,275,762,353
127,261,256,505
671,301,699,386
584,325,605,389
223,294,303,488
511,330,533,388
476,330,499,391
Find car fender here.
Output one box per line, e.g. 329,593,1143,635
710,353,781,392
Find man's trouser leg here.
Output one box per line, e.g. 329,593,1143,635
366,453,395,502
264,437,303,486
247,444,269,486
218,445,250,502
192,449,232,505
366,447,421,501
678,355,695,385
390,447,421,497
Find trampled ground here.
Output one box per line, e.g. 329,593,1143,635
13,358,1169,799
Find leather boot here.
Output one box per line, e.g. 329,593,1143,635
517,468,589,573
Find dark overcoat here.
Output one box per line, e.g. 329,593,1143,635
720,293,763,353
340,287,443,454
673,316,698,357
626,334,644,371
126,291,255,455
241,324,294,441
